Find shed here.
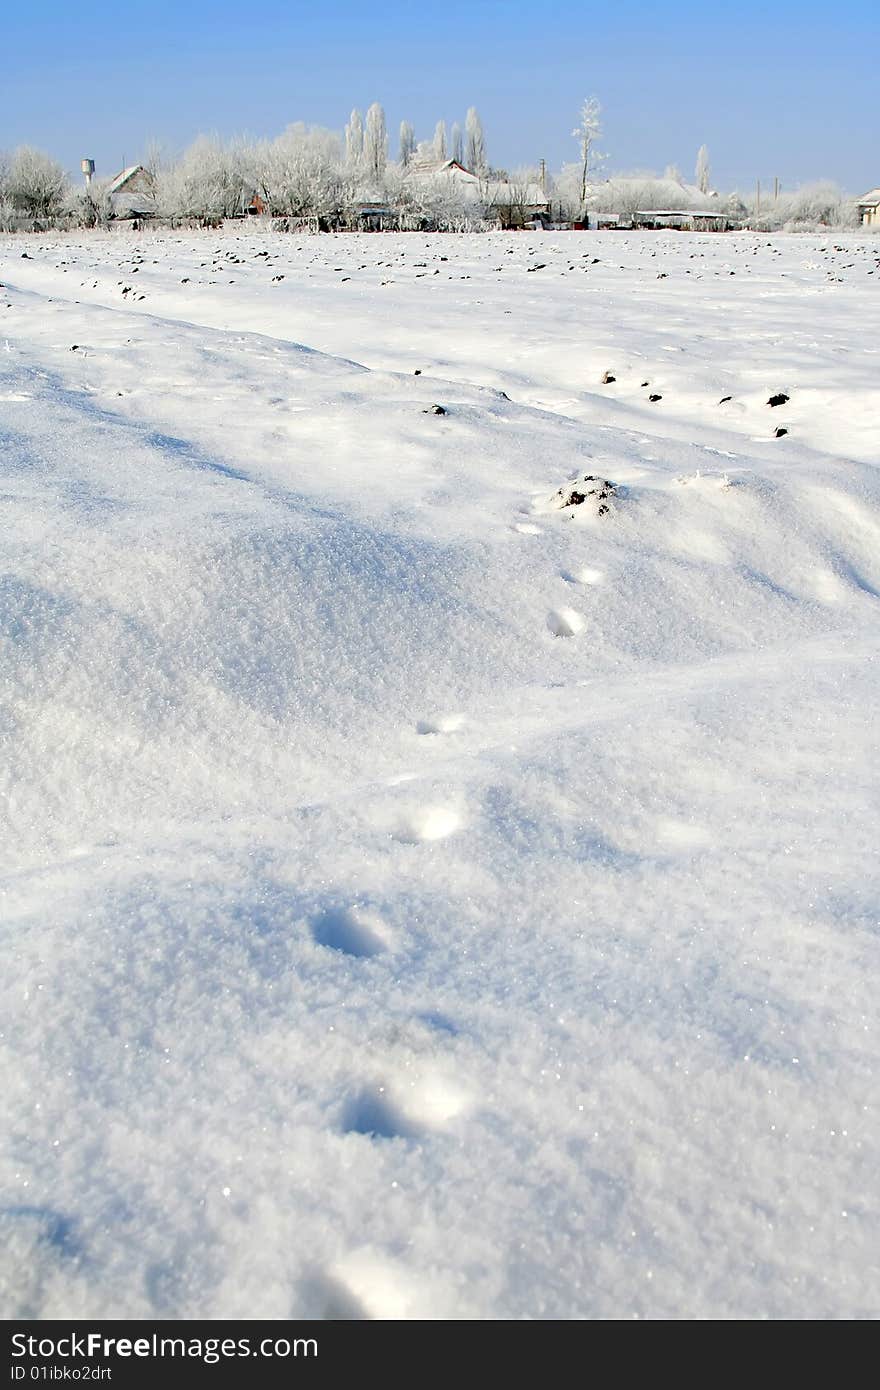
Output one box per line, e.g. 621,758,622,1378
633,209,732,232
351,200,395,230
857,189,880,228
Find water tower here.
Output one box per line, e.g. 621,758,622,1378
81,158,95,188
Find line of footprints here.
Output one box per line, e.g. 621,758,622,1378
302,485,601,1317
306,477,594,1187
310,477,593,1158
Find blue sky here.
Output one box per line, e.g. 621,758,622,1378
2,1,877,192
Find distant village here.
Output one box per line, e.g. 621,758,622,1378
89,160,880,235
100,158,750,233
2,103,876,234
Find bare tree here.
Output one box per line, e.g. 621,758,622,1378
433,120,447,161
499,166,544,228
572,97,603,211
398,120,416,168
695,144,711,195
364,103,387,180
345,109,364,167
465,107,486,175
141,139,168,181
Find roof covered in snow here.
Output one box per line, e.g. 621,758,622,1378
857,188,880,206
405,159,548,208
107,165,150,196
594,176,716,209
406,158,482,185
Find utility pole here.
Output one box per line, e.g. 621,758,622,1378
539,157,547,195
756,178,761,210
774,176,779,202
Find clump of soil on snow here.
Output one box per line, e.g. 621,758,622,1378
551,475,618,516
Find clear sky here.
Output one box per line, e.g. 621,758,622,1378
2,0,877,193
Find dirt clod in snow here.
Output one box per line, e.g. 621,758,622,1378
552,475,618,514
767,393,790,407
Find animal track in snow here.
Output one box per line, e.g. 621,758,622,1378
314,1250,446,1319
342,1086,419,1139
397,1068,471,1127
513,522,543,535
547,607,585,638
301,1270,370,1320
395,805,462,842
563,566,604,586
310,906,392,958
415,714,463,736
343,1068,471,1141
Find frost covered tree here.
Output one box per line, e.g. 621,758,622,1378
398,120,416,167
345,109,364,166
498,165,545,228
0,151,13,229
63,175,112,228
262,124,344,220
6,145,68,220
451,122,464,165
552,162,593,221
696,144,711,195
572,97,603,211
589,174,697,219
433,120,447,161
464,107,486,175
743,179,857,232
396,162,486,231
154,134,253,223
364,102,387,180
141,138,167,182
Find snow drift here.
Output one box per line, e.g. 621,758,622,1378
1,228,879,1319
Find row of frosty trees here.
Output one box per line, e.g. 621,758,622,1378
0,100,862,232
0,105,497,230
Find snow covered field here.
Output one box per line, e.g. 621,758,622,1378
1,226,879,1320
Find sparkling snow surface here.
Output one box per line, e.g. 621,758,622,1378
1,229,879,1319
